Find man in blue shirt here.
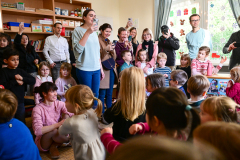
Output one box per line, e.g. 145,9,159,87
186,14,212,60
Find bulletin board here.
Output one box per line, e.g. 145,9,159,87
96,15,114,41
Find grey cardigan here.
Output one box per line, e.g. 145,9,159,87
223,30,240,70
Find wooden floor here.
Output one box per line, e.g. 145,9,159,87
40,146,74,160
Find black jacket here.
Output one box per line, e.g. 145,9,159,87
0,46,11,69
223,30,240,70
14,34,42,73
158,33,180,66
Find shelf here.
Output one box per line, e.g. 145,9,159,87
54,0,91,5
63,36,70,38
55,15,82,21
1,8,54,17
4,30,53,34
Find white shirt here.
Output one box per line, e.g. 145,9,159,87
43,34,70,64
141,62,153,77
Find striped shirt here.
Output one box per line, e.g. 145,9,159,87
191,59,222,76
154,66,171,87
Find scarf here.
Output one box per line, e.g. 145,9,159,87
142,40,154,60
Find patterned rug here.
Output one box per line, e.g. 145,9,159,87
40,146,74,160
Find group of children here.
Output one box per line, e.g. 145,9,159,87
1,29,240,160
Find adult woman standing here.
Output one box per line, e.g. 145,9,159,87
223,16,240,70
15,23,42,95
129,27,139,58
98,23,117,113
72,9,104,105
135,28,158,74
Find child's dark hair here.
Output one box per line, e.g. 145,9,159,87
21,33,34,53
3,48,19,60
0,33,12,47
146,87,200,141
146,73,165,88
170,70,188,86
137,49,149,61
34,82,58,99
121,50,130,58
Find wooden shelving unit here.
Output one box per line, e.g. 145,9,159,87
55,14,83,21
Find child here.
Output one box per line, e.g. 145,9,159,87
0,33,12,69
191,46,227,76
32,82,73,159
200,96,238,124
193,121,240,160
176,54,191,98
0,89,41,160
119,50,133,73
34,61,53,104
59,85,105,160
135,49,153,77
187,75,210,113
226,66,240,107
146,73,165,93
100,87,200,154
154,52,171,87
55,62,77,102
103,67,146,142
169,70,188,95
0,48,36,123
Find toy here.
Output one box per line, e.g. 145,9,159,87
180,19,185,25
179,52,184,57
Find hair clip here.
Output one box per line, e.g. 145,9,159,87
186,105,192,111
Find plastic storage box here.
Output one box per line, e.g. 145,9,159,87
16,2,24,10
7,22,31,27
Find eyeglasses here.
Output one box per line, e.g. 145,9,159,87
143,33,150,37
191,19,199,22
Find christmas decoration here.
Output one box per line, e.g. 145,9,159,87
170,11,174,17
177,10,181,16
184,8,188,15
192,7,196,14
170,21,174,27
180,29,185,36
180,19,185,25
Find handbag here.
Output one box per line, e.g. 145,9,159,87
102,58,115,70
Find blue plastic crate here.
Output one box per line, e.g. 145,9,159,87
7,22,31,27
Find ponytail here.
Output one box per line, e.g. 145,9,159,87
94,98,103,118
187,109,201,141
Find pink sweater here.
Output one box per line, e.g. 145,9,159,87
32,101,73,143
100,122,150,154
55,77,77,102
135,43,158,68
34,75,53,104
191,59,223,76
226,83,240,105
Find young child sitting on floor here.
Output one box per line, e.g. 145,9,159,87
154,52,171,87
0,89,41,160
0,33,12,69
187,75,210,113
146,73,165,93
120,50,133,73
135,49,153,77
169,70,188,95
191,46,227,76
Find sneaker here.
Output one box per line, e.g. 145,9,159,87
49,142,60,159
62,141,72,147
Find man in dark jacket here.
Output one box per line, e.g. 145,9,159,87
158,25,180,71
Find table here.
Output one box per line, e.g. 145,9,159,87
207,74,231,96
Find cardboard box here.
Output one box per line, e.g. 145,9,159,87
55,19,62,23
62,20,69,26
43,26,53,32
69,21,74,27
75,21,80,27
36,9,54,14
31,23,42,32
10,26,31,32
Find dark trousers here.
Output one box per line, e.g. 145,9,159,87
14,103,25,124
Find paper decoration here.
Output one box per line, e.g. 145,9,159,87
192,7,196,14
220,38,226,44
177,10,181,16
180,29,185,36
184,8,188,15
221,16,225,21
210,4,214,8
221,5,226,11
180,19,185,25
220,26,225,32
232,23,238,29
179,52,184,57
170,21,174,27
212,52,220,58
170,11,174,17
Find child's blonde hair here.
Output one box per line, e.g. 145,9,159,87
117,67,146,121
141,28,154,42
180,54,191,67
199,46,210,56
65,85,102,117
0,89,18,123
193,121,240,160
38,61,51,76
60,62,72,78
157,52,167,61
230,66,240,83
201,96,238,122
187,75,210,97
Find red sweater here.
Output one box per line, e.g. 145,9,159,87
226,83,240,105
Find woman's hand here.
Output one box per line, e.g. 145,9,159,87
18,22,25,35
56,119,65,128
220,56,227,64
34,59,39,65
105,44,114,52
101,69,105,81
128,41,133,50
101,127,113,135
87,23,98,34
129,124,142,135
228,42,237,52
227,80,233,88
124,41,129,48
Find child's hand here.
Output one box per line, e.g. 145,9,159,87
56,119,65,128
220,56,227,64
164,74,168,77
19,22,25,35
143,66,149,74
15,74,23,80
16,80,23,85
203,70,207,76
129,124,142,135
101,127,113,135
227,80,233,88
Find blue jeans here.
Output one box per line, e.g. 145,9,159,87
14,103,25,124
76,68,100,107
99,69,115,113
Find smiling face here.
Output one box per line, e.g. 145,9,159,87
83,11,96,26
130,29,137,38
102,28,112,39
40,65,50,77
143,31,151,42
0,37,9,48
43,90,58,102
21,35,28,47
4,55,19,69
119,30,128,42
